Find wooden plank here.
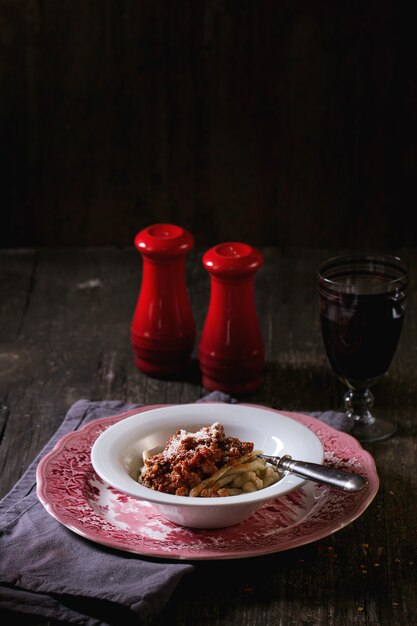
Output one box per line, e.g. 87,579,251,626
1,2,417,249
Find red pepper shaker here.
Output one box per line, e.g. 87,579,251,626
198,242,265,394
131,223,196,377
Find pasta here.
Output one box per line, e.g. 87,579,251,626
138,422,281,497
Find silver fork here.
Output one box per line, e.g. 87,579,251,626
259,454,368,492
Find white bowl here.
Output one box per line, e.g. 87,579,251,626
91,403,324,529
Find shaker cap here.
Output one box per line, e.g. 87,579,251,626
202,242,263,277
134,223,194,258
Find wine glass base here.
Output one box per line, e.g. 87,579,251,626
351,417,397,443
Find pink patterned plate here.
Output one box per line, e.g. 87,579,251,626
36,405,379,561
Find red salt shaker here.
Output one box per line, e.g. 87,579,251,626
198,242,265,394
131,223,196,377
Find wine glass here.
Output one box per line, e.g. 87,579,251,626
317,254,409,443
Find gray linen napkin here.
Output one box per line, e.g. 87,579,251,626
0,393,349,625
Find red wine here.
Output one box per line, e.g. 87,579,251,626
320,289,406,386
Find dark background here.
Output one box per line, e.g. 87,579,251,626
1,0,416,250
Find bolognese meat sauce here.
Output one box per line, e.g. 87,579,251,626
139,422,254,497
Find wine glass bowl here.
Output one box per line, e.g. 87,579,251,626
317,254,409,442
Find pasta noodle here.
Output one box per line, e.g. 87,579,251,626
138,422,281,497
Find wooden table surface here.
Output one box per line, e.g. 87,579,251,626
1,246,416,626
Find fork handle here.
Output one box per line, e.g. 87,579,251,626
277,455,368,492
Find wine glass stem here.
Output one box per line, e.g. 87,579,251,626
343,389,375,426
